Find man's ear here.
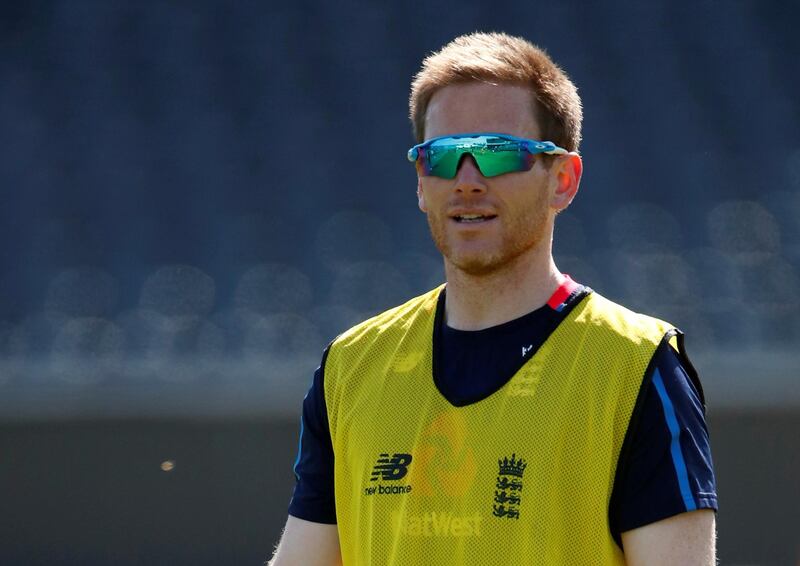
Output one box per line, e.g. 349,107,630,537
551,153,582,212
417,178,428,213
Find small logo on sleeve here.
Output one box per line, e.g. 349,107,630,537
493,453,527,520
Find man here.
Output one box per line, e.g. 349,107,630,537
270,32,717,565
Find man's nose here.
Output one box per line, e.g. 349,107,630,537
453,154,488,194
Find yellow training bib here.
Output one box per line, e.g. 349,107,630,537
325,287,673,565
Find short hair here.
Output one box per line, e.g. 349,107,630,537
409,32,582,152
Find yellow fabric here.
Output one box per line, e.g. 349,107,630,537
325,287,673,565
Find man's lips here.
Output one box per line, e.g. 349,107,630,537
449,211,498,224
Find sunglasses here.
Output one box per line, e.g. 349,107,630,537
407,132,568,179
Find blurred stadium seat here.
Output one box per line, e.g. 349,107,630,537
0,1,795,416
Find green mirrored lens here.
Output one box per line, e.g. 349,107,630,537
473,146,528,177
427,146,462,179
427,140,528,178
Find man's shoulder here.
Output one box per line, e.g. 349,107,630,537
332,285,444,350
574,291,675,343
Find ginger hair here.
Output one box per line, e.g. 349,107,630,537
409,32,582,151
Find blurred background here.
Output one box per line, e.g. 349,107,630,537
0,0,797,564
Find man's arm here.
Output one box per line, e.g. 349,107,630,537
272,347,340,565
268,516,341,566
610,337,718,557
621,509,716,566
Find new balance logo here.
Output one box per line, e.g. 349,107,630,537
370,453,413,481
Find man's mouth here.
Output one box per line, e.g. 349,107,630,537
453,214,497,224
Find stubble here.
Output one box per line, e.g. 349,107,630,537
426,198,551,277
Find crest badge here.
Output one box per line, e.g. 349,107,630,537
493,453,527,520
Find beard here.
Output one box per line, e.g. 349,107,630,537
426,203,551,277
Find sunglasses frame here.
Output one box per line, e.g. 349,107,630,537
407,132,569,179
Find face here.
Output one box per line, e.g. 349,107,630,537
417,82,567,277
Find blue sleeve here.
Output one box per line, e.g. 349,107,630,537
287,348,337,524
610,336,718,543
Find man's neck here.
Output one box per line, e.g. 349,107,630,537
443,248,563,331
